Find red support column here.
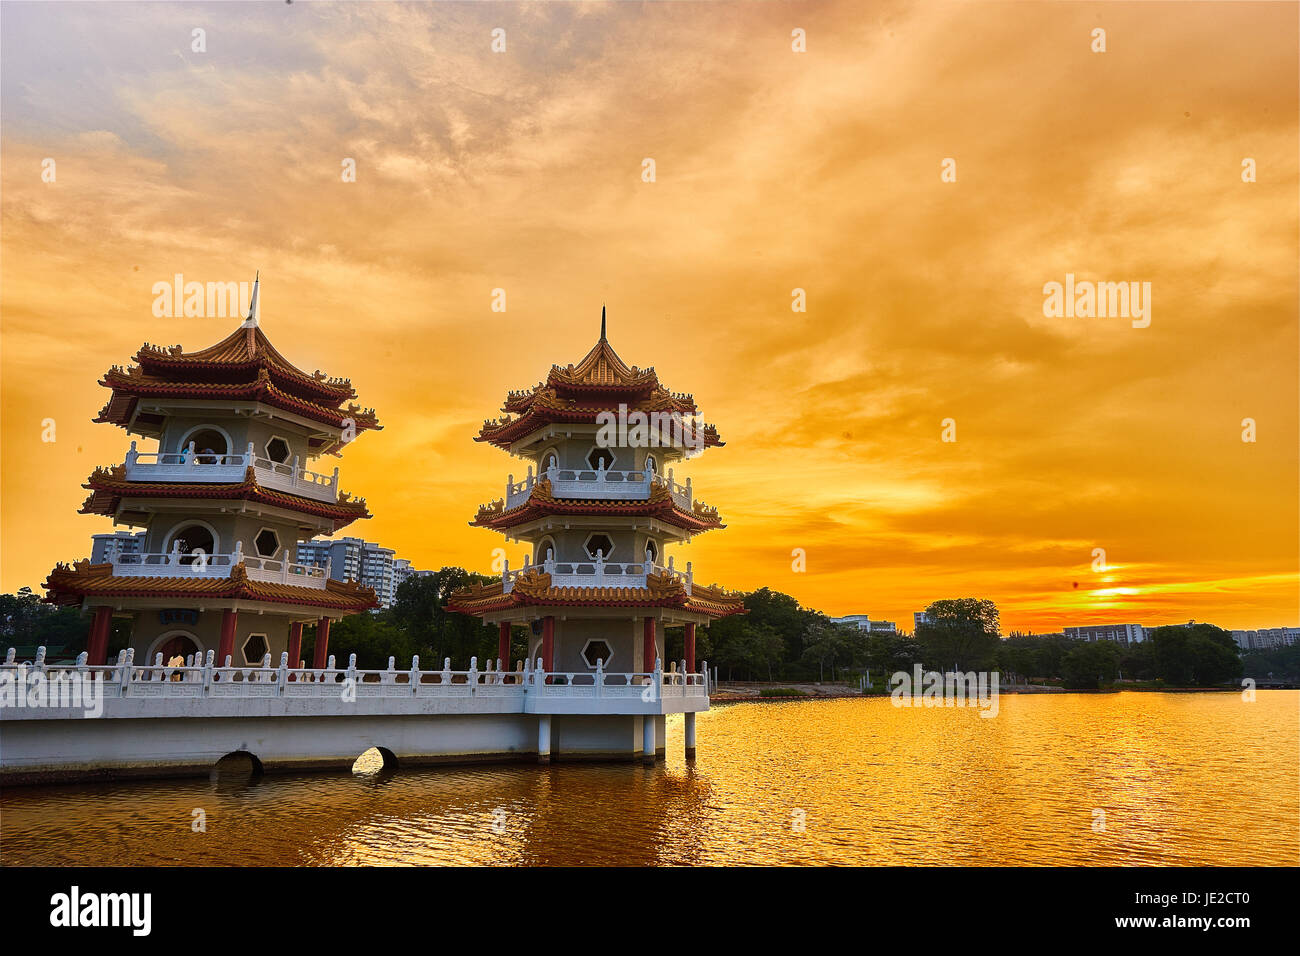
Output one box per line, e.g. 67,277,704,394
287,621,303,669
313,617,331,669
87,606,112,666
643,617,657,673
541,616,555,673
217,609,238,665
497,621,511,668
685,621,697,673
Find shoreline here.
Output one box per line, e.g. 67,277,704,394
709,684,1255,703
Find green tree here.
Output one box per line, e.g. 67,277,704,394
389,567,502,664
1118,639,1157,681
1060,640,1121,689
915,598,1001,671
1241,644,1300,682
0,587,110,661
1150,623,1242,686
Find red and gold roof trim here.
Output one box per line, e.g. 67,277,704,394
136,325,356,402
445,568,745,619
477,334,721,449
96,365,380,438
471,479,723,533
79,464,370,531
44,560,378,612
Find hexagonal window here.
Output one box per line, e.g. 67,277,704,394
241,633,269,665
585,533,614,559
254,528,281,557
265,436,291,464
582,640,613,669
586,446,615,472
644,539,659,564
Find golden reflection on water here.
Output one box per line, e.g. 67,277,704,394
2,692,1296,866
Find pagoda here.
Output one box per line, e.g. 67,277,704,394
44,277,381,670
447,309,744,756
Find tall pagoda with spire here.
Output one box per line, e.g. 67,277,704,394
447,308,744,751
44,276,382,669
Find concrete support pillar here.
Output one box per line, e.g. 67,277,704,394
537,715,552,765
313,617,331,669
642,714,656,765
642,616,657,674
685,622,697,673
541,616,554,673
684,711,697,759
87,606,112,666
497,622,511,670
217,609,238,665
287,621,303,669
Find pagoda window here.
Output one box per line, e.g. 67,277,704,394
241,633,269,666
586,446,615,472
541,450,560,477
168,523,216,565
644,454,658,477
535,537,557,565
182,427,229,465
644,539,659,565
582,639,614,669
265,436,292,465
584,533,615,559
254,528,281,558
152,632,200,664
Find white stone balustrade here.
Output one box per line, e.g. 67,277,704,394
501,552,693,594
124,440,341,503
111,540,331,588
505,463,692,510
0,648,710,718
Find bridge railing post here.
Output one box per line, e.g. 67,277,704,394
121,648,135,697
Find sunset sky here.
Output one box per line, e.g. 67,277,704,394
1,1,1296,634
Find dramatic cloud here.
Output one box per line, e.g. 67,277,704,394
2,1,1296,632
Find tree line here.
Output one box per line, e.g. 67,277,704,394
0,579,1271,688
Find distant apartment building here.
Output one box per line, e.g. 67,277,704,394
296,536,423,609
90,530,145,564
1230,627,1300,651
914,611,931,630
832,614,897,634
1062,623,1146,645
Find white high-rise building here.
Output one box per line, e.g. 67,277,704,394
90,531,145,564
833,614,897,634
1063,623,1146,645
296,537,420,609
1230,627,1299,651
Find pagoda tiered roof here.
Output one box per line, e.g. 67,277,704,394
135,324,357,402
445,567,746,619
44,560,379,612
79,464,370,532
96,323,380,452
470,479,723,534
478,328,722,450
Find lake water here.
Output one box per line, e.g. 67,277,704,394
2,692,1296,866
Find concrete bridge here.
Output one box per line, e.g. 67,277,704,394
0,648,709,784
